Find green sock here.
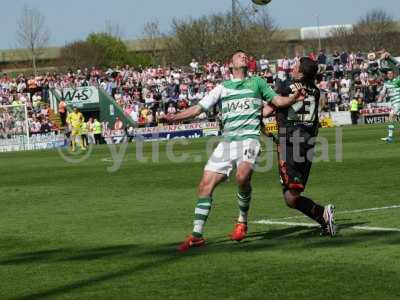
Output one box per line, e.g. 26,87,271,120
237,187,252,223
192,197,213,238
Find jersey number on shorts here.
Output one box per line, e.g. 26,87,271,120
244,148,257,160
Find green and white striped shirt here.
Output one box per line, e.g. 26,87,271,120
199,76,277,141
382,77,400,106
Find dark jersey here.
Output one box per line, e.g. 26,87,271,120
275,78,320,133
274,79,321,192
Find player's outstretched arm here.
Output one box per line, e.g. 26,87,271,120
270,82,305,108
260,77,303,109
165,105,203,123
271,94,298,108
166,85,223,123
271,88,304,108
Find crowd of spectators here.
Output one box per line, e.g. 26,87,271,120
100,50,398,126
273,50,398,113
0,74,56,138
0,49,398,139
312,50,397,112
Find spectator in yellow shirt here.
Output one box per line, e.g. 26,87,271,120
66,107,86,151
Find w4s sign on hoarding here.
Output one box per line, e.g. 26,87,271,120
50,87,100,110
62,87,99,105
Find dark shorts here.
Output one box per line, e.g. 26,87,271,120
277,124,317,193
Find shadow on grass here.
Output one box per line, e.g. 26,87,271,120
0,245,139,266
249,226,319,240
209,225,312,247
14,256,181,300
0,226,313,268
5,221,400,300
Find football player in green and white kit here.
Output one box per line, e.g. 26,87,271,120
165,50,305,252
380,69,400,143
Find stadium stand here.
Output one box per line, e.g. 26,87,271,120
0,50,398,139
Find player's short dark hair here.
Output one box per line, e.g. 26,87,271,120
231,49,247,59
299,57,318,82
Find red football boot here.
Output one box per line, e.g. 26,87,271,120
179,234,205,252
229,223,248,242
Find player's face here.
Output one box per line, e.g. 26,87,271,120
232,52,248,69
387,71,394,80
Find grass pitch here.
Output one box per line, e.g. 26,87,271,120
0,124,399,299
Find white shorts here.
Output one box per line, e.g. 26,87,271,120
204,139,261,176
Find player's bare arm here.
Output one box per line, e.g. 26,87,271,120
166,84,222,123
271,93,299,108
264,90,304,116
269,82,305,108
165,104,202,123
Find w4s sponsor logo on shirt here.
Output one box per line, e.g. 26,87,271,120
226,100,252,112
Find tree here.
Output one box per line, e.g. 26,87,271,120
86,33,129,67
165,8,279,66
166,16,218,65
104,20,124,39
16,5,50,75
328,9,400,54
238,6,280,58
353,9,397,51
328,26,355,52
142,21,162,65
59,40,104,70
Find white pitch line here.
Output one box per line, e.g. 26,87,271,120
255,220,317,228
352,226,400,232
101,157,114,163
254,220,400,232
341,205,400,214
272,205,400,221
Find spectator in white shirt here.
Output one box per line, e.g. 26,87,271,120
259,55,269,71
340,76,351,89
328,90,339,111
190,59,199,72
130,107,139,125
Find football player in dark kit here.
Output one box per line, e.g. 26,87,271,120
263,57,336,236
